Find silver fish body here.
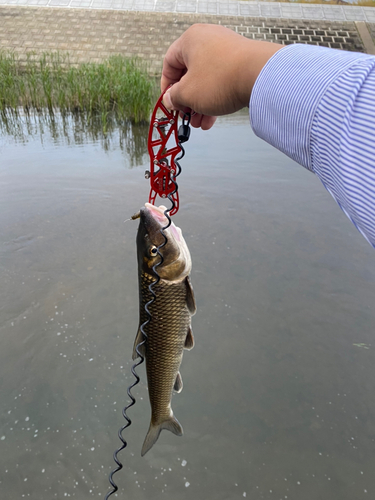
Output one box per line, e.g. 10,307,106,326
133,203,196,456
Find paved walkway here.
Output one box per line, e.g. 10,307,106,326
0,3,374,74
1,0,375,22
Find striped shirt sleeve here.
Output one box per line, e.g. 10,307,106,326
249,43,375,248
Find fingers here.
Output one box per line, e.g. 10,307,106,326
163,85,217,131
190,113,217,130
201,115,217,130
161,37,186,92
163,85,191,117
164,78,193,113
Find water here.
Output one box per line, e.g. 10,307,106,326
1,112,374,499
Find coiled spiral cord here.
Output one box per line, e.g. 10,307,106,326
104,118,188,499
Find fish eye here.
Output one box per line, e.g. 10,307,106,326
149,246,158,257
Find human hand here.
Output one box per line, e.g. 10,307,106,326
161,24,282,130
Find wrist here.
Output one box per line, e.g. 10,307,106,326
236,40,284,109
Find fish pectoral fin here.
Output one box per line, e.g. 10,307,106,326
132,328,146,360
141,414,183,457
185,276,197,315
184,326,194,350
174,372,183,393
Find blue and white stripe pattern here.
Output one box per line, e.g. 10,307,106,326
250,44,375,248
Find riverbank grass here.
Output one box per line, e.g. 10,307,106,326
0,51,157,123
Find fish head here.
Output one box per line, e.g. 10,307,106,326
136,203,192,281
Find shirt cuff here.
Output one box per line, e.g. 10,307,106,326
249,43,372,171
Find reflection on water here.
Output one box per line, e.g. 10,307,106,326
1,113,375,500
0,110,148,167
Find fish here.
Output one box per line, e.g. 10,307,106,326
132,203,196,456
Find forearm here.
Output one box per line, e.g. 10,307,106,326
250,44,375,247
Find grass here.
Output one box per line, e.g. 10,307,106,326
0,51,158,125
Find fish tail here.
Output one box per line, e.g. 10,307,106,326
141,413,183,456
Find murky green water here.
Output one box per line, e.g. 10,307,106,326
1,112,374,499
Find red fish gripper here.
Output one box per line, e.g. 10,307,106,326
147,89,183,216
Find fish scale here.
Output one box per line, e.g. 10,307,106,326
139,271,191,425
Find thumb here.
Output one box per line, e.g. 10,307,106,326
163,87,175,110
163,81,192,113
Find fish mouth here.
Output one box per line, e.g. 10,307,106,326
142,203,182,242
144,203,169,226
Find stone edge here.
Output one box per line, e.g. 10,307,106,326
356,21,375,52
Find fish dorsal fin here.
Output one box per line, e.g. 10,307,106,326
184,326,194,350
185,276,196,315
174,371,183,393
132,328,146,360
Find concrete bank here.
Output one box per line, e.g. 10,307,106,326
0,5,374,74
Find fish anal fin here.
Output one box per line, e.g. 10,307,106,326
174,372,183,393
184,326,194,350
132,328,146,360
141,413,183,457
185,276,196,315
